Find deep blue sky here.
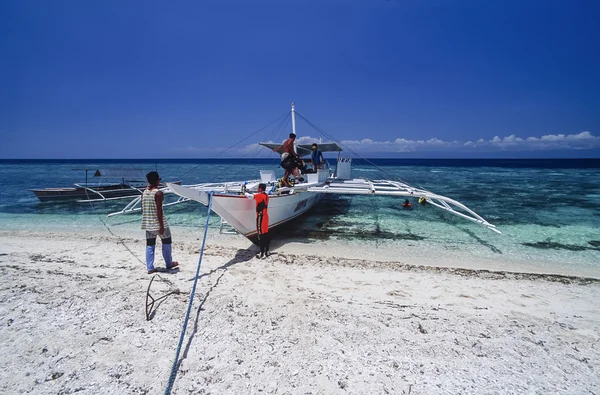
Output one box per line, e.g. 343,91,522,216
1,0,599,158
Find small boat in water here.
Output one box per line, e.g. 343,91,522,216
32,168,173,202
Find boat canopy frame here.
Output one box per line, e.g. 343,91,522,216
259,142,343,157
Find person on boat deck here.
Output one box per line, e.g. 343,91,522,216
245,183,270,258
281,132,297,157
310,143,325,171
141,171,179,274
402,199,412,210
280,133,300,187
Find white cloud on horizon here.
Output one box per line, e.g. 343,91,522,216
463,131,598,151
341,131,599,153
174,131,599,156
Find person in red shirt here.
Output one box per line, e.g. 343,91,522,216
246,183,270,258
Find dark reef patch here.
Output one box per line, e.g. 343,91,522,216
522,241,600,252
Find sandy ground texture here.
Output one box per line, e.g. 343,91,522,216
0,230,599,395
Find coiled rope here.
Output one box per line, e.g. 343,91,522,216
164,192,213,395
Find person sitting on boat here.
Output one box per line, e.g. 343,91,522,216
280,133,299,187
402,199,412,210
310,143,325,171
245,183,270,258
141,171,179,274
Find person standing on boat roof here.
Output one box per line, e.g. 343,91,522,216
279,133,300,187
281,132,297,157
310,143,325,171
245,183,270,258
141,171,179,274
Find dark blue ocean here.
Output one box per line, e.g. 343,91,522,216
1,158,599,277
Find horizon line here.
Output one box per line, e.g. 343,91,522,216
1,157,599,161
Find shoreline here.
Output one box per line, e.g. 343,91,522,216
2,226,600,280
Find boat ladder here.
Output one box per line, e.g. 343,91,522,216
219,217,238,234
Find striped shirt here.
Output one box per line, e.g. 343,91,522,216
141,188,168,231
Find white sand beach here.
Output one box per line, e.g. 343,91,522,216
1,229,599,395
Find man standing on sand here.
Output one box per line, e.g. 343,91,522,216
141,171,179,274
245,183,270,258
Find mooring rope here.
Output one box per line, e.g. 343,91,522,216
164,192,213,395
79,183,149,267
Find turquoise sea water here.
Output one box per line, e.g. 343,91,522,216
1,159,599,277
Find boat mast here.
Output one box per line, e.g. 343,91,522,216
291,102,298,156
291,102,296,136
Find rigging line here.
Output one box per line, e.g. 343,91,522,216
213,111,290,158
247,111,291,166
164,193,213,395
81,187,146,265
245,111,291,163
262,112,290,153
177,111,290,180
295,112,388,170
205,112,291,184
235,110,291,169
205,115,289,183
253,111,291,167
295,112,411,185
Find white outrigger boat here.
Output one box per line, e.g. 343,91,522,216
108,104,500,242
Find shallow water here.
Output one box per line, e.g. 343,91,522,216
1,159,599,276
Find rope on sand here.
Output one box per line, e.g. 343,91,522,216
145,274,180,321
164,192,213,395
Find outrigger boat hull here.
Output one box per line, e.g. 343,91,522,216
167,171,501,245
167,182,325,243
30,168,177,203
32,184,144,202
